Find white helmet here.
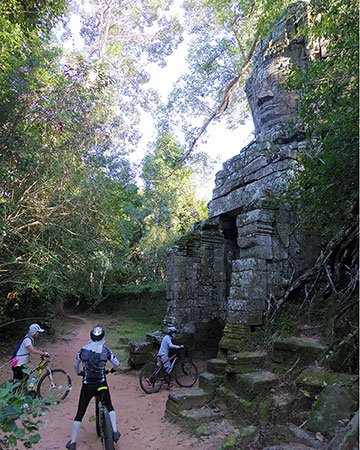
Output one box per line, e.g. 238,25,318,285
90,326,104,341
168,326,177,335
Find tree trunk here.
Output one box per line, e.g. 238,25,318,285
54,299,65,317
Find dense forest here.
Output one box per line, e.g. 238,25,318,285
0,0,358,334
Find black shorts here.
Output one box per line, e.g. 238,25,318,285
74,381,114,422
12,365,26,381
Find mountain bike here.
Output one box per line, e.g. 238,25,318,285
7,355,72,405
93,369,118,450
139,350,198,394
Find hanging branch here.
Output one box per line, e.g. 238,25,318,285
158,33,259,183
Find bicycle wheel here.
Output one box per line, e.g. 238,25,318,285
139,363,163,394
174,360,198,388
37,369,72,405
96,400,101,437
101,408,114,450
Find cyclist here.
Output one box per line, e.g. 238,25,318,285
11,323,49,381
157,326,184,387
66,326,120,450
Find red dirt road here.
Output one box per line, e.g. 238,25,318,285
1,317,228,450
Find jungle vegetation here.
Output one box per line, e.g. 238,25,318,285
0,0,358,332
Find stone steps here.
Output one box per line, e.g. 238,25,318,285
165,387,212,421
178,406,225,427
163,336,358,448
225,370,278,400
225,350,268,374
199,371,224,395
272,338,325,365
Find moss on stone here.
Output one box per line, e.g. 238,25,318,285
307,386,359,433
259,397,273,427
221,432,241,449
296,366,357,395
216,386,256,425
219,336,249,352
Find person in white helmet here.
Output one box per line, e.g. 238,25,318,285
157,326,184,387
66,326,120,450
11,323,49,381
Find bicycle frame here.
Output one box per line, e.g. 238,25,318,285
18,357,49,393
157,353,178,376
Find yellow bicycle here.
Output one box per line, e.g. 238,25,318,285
8,356,72,405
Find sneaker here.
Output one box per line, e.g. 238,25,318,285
113,430,121,442
65,441,76,450
167,381,173,387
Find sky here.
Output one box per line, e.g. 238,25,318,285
59,11,255,198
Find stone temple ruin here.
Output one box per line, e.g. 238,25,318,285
128,5,358,445
162,2,321,360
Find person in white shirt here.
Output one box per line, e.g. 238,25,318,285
158,326,183,387
11,323,49,380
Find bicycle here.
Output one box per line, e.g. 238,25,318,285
7,355,72,405
88,369,117,450
139,350,198,394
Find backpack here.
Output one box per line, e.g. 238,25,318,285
12,337,33,358
12,343,21,358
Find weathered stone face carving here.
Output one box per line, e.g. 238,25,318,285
245,2,309,142
246,58,298,143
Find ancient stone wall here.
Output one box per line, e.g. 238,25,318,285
164,217,238,359
163,2,321,359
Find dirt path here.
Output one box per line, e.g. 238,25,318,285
1,317,230,450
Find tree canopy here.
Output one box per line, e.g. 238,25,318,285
0,0,358,330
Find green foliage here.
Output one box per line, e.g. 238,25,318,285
111,282,166,296
0,380,48,449
132,132,208,282
282,0,359,238
0,0,147,318
163,0,295,138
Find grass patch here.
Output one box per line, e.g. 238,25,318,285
96,294,166,363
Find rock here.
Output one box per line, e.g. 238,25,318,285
146,331,163,346
221,432,242,449
128,339,156,368
307,386,359,433
193,423,217,437
221,426,257,450
179,407,225,427
225,351,268,374
199,372,225,396
216,386,256,426
273,424,325,448
269,393,296,425
227,371,278,401
296,366,357,396
165,388,211,415
272,338,325,365
328,410,359,450
206,358,227,375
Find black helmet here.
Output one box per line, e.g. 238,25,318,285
90,326,104,341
